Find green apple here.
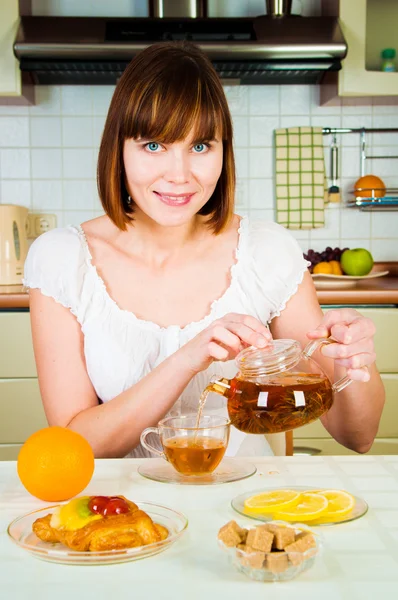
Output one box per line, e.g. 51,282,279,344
340,248,374,276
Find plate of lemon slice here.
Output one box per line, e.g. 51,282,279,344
231,487,368,526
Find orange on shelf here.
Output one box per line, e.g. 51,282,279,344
354,175,386,198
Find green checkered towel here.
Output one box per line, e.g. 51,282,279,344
274,126,328,229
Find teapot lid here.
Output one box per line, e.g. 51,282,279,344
235,339,302,376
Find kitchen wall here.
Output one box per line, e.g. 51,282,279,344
0,0,398,259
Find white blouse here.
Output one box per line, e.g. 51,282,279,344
23,216,309,458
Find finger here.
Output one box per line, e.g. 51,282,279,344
210,326,241,353
346,366,371,383
329,317,376,344
226,314,272,341
334,352,377,370
208,341,230,361
307,309,370,340
227,322,272,349
321,338,374,359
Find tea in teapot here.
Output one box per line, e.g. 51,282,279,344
198,338,352,435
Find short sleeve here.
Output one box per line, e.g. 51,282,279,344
23,227,86,318
242,220,311,323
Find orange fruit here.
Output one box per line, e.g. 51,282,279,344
17,426,95,502
329,260,343,275
354,175,386,198
313,261,333,275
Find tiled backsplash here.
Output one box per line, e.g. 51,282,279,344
1,84,398,259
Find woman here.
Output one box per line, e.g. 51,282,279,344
23,42,384,458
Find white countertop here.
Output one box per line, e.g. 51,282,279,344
1,455,398,600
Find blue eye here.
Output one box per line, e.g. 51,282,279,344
146,142,160,152
193,143,208,153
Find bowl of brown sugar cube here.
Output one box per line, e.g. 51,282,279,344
217,519,322,582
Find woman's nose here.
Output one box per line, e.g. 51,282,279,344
164,153,190,184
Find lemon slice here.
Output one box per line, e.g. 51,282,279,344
272,492,328,522
243,490,301,514
313,489,355,522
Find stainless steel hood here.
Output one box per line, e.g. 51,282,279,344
13,15,347,86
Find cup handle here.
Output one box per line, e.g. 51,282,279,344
140,427,165,458
302,337,353,393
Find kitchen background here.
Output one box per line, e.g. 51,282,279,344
1,0,398,259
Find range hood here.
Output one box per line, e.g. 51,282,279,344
13,14,347,86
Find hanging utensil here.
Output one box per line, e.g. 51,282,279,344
328,134,341,203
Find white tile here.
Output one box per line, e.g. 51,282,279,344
0,149,30,179
308,239,340,253
289,229,311,243
248,209,274,221
371,238,398,260
248,148,273,178
248,86,279,115
62,117,93,147
92,86,115,115
63,210,95,227
234,148,248,178
279,115,311,128
0,103,29,116
63,149,95,179
341,114,373,133
248,179,274,210
234,179,248,209
30,117,62,147
249,116,279,146
348,583,398,600
309,205,341,241
93,116,106,148
372,102,398,115
223,86,248,116
280,85,311,115
340,147,361,179
341,99,372,114
1,180,31,207
340,238,372,253
311,115,341,130
351,476,398,492
61,87,93,115
0,117,29,147
341,207,371,238
325,529,387,551
372,212,398,238
29,87,61,115
232,116,249,147
370,116,398,144
31,149,62,179
32,180,63,210
63,180,96,210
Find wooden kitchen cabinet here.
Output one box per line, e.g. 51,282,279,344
0,0,33,104
321,0,398,103
294,307,398,455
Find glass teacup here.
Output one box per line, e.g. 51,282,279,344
140,415,230,476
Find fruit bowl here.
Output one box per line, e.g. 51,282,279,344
311,270,389,289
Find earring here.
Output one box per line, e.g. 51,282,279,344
126,195,132,205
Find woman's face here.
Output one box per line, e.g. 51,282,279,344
123,129,223,228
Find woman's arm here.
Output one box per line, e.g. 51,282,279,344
269,271,385,453
30,290,270,458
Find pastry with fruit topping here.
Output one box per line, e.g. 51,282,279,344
32,495,168,551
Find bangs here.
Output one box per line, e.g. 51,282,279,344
122,61,225,144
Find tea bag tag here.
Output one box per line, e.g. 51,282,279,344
257,391,269,407
294,390,306,407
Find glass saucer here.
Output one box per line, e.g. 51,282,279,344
138,457,256,485
7,501,188,565
231,485,368,526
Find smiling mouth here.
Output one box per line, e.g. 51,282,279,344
153,191,195,206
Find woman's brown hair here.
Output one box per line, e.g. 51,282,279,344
97,41,235,233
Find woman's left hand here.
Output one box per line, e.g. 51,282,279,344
306,308,376,382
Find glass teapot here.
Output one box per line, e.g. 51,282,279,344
199,338,353,435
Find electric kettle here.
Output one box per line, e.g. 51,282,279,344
0,204,29,285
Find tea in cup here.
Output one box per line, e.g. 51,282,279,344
140,415,230,476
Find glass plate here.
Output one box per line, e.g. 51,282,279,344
231,486,368,526
312,271,389,289
7,501,188,565
138,457,256,485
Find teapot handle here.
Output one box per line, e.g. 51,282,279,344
303,338,353,393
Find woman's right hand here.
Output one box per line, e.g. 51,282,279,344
178,313,272,375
